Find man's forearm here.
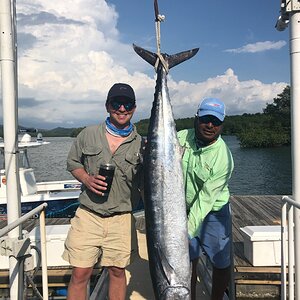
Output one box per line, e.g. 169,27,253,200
71,168,89,185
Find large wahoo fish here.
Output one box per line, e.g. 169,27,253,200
133,44,199,299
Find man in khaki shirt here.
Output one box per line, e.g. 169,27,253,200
63,83,143,300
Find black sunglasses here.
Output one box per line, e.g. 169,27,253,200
110,100,135,111
197,115,223,127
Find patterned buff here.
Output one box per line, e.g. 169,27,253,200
105,117,133,137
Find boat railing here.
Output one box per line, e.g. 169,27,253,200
0,203,49,300
281,196,300,299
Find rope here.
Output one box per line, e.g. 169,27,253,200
153,0,169,73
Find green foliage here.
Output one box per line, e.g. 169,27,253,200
264,86,290,116
175,118,194,131
135,119,150,137
263,85,291,130
238,128,290,148
70,127,85,137
236,85,291,147
40,127,77,137
135,117,194,137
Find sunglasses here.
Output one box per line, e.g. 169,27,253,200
110,100,135,111
197,115,223,127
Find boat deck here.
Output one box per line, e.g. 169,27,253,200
0,195,284,299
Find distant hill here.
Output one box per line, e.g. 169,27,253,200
39,127,77,137
0,125,76,138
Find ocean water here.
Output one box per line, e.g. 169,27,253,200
223,135,292,195
27,136,75,182
1,135,292,195
32,136,293,195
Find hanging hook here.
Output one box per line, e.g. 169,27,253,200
154,0,159,22
154,0,165,22
153,0,168,73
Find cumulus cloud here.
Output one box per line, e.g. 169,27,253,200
225,40,287,53
0,0,289,129
168,69,287,119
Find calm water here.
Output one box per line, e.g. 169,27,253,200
22,135,292,195
223,135,292,195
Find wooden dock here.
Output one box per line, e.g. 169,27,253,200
0,195,285,299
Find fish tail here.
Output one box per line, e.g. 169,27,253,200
133,44,199,70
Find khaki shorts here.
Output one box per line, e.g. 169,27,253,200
62,206,138,268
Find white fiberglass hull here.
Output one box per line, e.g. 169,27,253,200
0,180,81,219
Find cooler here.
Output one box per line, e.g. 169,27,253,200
0,224,71,269
29,224,71,267
240,225,284,266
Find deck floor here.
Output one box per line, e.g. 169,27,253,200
0,195,285,298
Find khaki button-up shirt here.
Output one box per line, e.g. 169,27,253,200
67,123,143,216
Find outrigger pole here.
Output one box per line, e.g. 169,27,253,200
276,0,300,298
0,0,23,299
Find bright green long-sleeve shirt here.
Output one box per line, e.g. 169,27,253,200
178,129,234,238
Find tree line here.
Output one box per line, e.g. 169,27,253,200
226,85,290,147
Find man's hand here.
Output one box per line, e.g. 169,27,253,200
71,169,108,196
82,174,108,196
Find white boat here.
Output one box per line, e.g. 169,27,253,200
0,133,81,219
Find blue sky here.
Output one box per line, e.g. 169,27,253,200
112,0,289,83
0,0,290,129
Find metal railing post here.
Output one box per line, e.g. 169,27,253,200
0,203,48,299
229,203,235,299
281,196,300,299
281,201,287,300
288,204,295,299
40,208,49,300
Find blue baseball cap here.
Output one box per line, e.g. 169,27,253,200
196,98,225,122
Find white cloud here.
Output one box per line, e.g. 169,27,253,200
0,0,289,129
167,69,287,119
225,40,287,53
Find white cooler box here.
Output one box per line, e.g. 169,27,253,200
29,224,71,267
0,224,70,269
240,225,285,266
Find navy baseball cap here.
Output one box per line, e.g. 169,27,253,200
196,98,225,122
106,83,136,104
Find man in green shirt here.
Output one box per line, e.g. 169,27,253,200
63,83,143,300
178,98,234,300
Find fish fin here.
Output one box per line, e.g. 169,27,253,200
133,44,199,70
133,44,157,67
167,48,199,69
156,245,175,285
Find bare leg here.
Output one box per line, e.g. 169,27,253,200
67,267,93,300
211,266,230,300
191,259,198,300
108,266,126,300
